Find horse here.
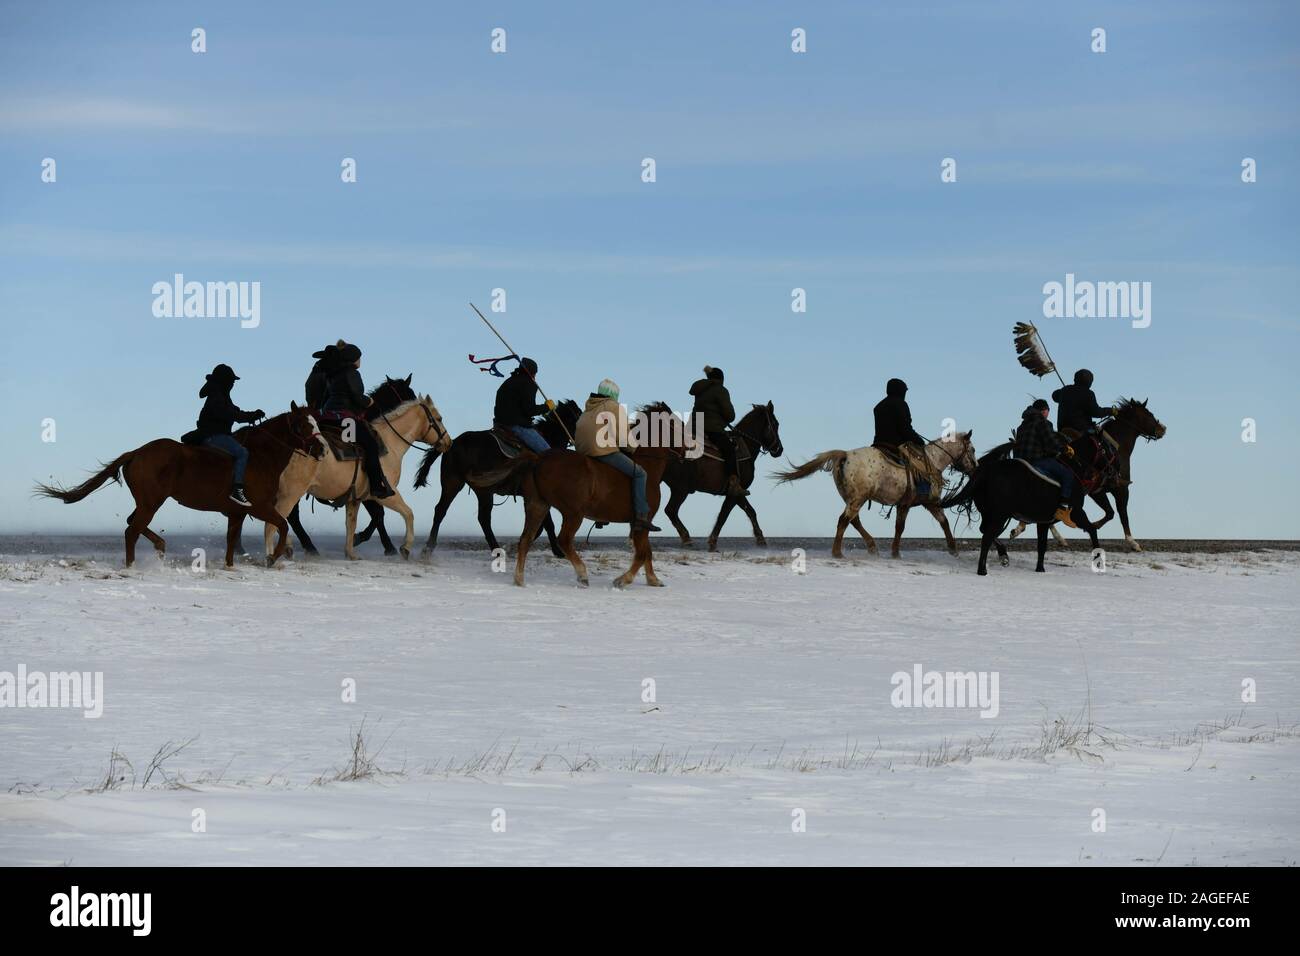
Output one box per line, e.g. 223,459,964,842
267,379,452,561
771,433,978,558
34,405,322,568
411,398,582,558
278,377,419,558
939,442,1100,575
473,402,686,587
1008,398,1167,551
661,401,784,551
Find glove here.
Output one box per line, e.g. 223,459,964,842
545,399,556,411
1064,445,1075,458
1109,406,1120,416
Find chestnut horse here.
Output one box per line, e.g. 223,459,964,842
34,405,322,568
474,402,686,587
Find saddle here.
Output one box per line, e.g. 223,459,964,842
490,425,529,459
1062,429,1121,493
313,413,388,462
1014,458,1061,488
696,432,750,465
873,442,942,502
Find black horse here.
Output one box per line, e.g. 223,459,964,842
662,401,783,551
406,399,582,557
940,442,1099,575
285,375,417,557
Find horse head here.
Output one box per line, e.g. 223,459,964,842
1115,398,1167,441
418,395,453,454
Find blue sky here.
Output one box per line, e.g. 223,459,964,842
2,0,1297,539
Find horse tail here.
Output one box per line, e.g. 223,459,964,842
467,456,536,490
770,450,848,485
413,444,442,489
33,450,136,503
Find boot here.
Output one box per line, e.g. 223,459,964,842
229,484,251,507
369,471,395,499
632,515,661,533
1053,502,1077,528
725,474,749,497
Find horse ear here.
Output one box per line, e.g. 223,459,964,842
291,400,298,411
406,374,412,386
962,429,972,439
767,400,774,411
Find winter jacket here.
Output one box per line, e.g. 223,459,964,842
872,380,925,449
305,362,328,407
575,394,631,457
689,378,735,434
195,384,259,438
1014,407,1067,460
321,367,368,413
494,369,547,427
1052,383,1109,434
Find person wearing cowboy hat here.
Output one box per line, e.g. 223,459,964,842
193,364,264,507
320,343,395,498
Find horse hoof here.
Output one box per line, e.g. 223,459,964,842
1035,566,1045,573
265,556,275,568
890,551,900,560
706,541,718,553
578,578,590,588
831,550,844,559
1000,556,1010,567
384,548,398,557
755,538,767,548
646,579,665,587
552,550,565,559
400,547,410,560
977,566,988,576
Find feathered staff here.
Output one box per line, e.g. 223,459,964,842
1012,322,1066,386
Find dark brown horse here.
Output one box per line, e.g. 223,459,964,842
662,401,783,550
34,405,321,568
412,399,582,558
474,403,685,587
1009,398,1167,551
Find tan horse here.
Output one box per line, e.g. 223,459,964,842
772,433,977,558
266,395,451,560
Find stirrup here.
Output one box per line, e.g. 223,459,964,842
1053,506,1077,528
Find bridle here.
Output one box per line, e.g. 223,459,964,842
926,435,975,475
243,412,323,459
378,398,448,452
731,405,782,457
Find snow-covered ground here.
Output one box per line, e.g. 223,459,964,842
1,535,1297,866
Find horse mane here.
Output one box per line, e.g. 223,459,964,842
979,441,1014,464
232,410,291,438
531,398,579,430
367,376,416,417
638,401,673,417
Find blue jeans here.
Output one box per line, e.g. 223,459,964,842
204,434,248,484
509,425,550,453
1031,457,1073,500
598,452,649,517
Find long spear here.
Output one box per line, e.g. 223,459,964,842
469,302,576,446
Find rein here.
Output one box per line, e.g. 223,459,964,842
378,401,447,452
730,405,780,456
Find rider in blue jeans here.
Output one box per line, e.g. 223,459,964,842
1014,398,1077,527
193,364,264,506
574,379,660,532
493,357,554,452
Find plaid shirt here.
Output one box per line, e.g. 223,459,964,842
1015,409,1066,460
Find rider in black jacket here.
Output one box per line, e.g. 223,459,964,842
321,344,394,498
194,364,263,506
1052,369,1116,436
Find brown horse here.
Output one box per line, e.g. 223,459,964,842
662,401,784,551
34,405,322,568
474,403,686,587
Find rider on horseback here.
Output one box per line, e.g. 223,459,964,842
306,340,346,408
690,366,747,497
193,364,264,507
1052,369,1117,438
320,343,395,498
872,378,938,498
494,358,555,454
575,379,661,533
1015,399,1077,527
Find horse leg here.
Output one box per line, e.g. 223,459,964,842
287,502,318,555
124,504,162,568
1112,485,1140,551
1087,491,1114,536
343,501,361,560
735,496,767,547
476,488,501,552
891,505,909,558
977,517,999,575
353,500,378,544
706,497,740,552
616,528,649,588
268,487,302,562
375,490,416,559
254,505,290,567
556,511,589,586
642,535,664,587
224,514,243,568
540,510,565,558
368,500,397,555
924,503,958,556
1050,523,1068,548
1009,520,1027,541
664,485,692,546
423,473,464,556
514,498,548,587
1035,522,1049,572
